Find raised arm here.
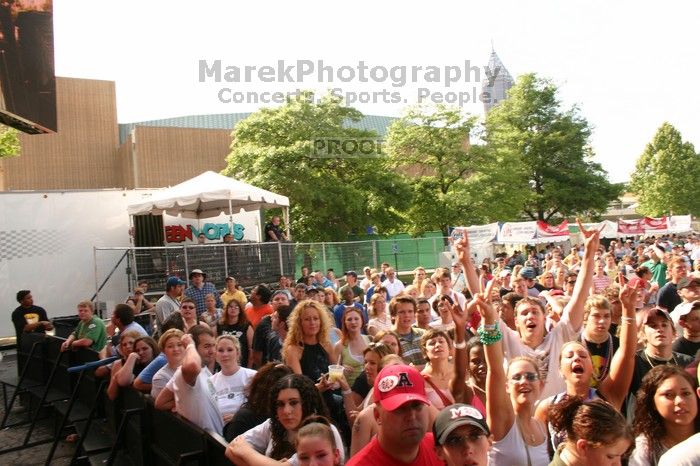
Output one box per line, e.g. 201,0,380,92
472,294,515,441
564,219,601,330
180,334,201,386
454,229,480,298
599,277,639,409
449,301,473,404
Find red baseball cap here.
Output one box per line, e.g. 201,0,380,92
373,364,429,411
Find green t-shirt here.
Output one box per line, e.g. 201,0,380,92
72,316,107,351
642,260,667,287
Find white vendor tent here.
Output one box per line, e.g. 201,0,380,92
126,171,291,237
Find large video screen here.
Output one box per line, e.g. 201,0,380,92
0,0,56,134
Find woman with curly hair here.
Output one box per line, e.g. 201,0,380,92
629,365,699,466
223,362,292,441
282,300,334,383
227,374,345,466
548,397,633,465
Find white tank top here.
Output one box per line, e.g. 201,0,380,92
488,420,550,466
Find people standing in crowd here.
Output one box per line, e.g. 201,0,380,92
264,215,288,241
294,416,342,466
657,258,688,312
150,328,185,398
420,328,455,410
155,326,220,433
200,293,223,331
227,374,345,465
333,307,370,387
364,273,388,306
155,276,185,332
671,299,700,358
414,298,433,331
12,289,53,344
433,403,492,466
390,295,427,368
283,300,334,383
221,276,247,310
251,289,290,368
382,267,405,297
472,293,550,466
107,332,157,400
332,286,366,330
339,270,364,304
366,292,391,337
217,298,253,368
184,269,222,315
245,284,273,329
60,301,107,352
346,364,442,465
641,242,669,288
629,365,699,465
209,335,257,424
223,362,293,441
548,397,633,466
464,220,598,401
179,297,207,333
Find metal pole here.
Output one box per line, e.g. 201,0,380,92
93,247,99,317
372,240,378,269
184,245,190,286
322,242,327,273
278,240,284,276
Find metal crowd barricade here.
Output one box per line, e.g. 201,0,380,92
94,235,453,300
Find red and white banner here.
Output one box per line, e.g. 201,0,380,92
642,216,668,231
617,219,644,235
536,220,569,237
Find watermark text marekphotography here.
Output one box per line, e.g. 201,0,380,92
309,137,385,159
200,59,503,107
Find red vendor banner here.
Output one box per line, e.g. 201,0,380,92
642,216,668,231
536,220,569,237
617,218,644,235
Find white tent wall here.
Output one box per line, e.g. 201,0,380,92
0,189,266,339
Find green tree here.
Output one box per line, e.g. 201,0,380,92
0,124,20,159
629,122,700,217
385,105,523,236
482,73,622,221
222,92,409,242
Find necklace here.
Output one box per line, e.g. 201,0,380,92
469,378,486,394
516,417,537,444
644,351,678,368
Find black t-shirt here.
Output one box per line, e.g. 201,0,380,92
264,223,284,242
672,336,700,358
582,335,619,383
266,332,283,363
251,315,273,363
351,371,371,399
11,305,49,343
657,282,681,312
223,405,267,442
217,321,252,368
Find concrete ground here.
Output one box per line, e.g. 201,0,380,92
0,350,76,465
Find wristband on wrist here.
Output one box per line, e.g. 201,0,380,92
453,340,467,350
341,389,352,396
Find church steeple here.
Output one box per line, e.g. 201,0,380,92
482,48,514,113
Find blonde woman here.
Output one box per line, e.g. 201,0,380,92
282,300,334,383
366,293,391,337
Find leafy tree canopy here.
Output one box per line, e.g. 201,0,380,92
482,73,622,221
629,122,700,217
0,124,20,159
223,91,410,242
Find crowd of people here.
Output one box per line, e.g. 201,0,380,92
11,225,700,465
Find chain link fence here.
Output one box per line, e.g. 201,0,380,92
94,235,454,304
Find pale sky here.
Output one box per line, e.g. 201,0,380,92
53,0,699,183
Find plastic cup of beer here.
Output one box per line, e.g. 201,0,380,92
328,365,344,383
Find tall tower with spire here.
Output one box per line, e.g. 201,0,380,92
482,47,514,113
